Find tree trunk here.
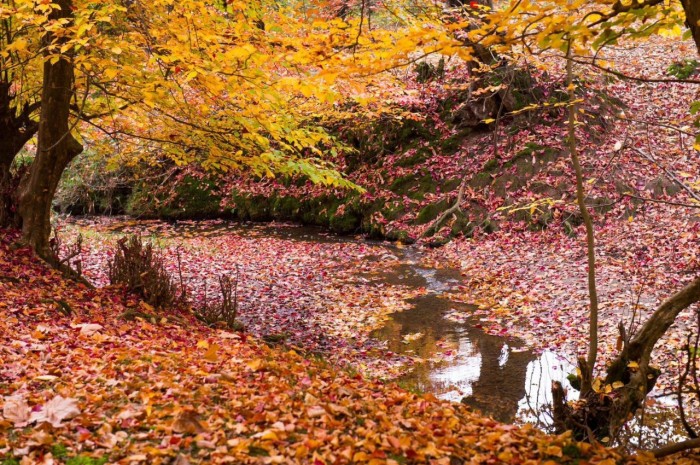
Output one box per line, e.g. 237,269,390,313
681,0,700,53
0,82,39,227
18,0,82,260
603,275,700,436
553,276,700,442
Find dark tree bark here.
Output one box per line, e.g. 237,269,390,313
0,82,39,227
553,276,700,442
18,0,82,260
681,0,700,53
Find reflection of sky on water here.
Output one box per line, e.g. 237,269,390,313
372,248,689,448
428,339,481,401
517,350,574,424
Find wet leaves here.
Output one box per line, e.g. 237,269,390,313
2,228,687,464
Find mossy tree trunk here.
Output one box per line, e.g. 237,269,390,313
18,0,83,261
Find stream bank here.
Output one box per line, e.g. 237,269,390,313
62,216,687,449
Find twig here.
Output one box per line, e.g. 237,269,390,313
629,147,700,203
651,438,700,458
622,193,700,209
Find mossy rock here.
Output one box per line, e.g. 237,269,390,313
329,209,361,233
271,196,303,219
396,148,431,168
588,197,615,214
169,175,222,219
389,172,437,200
127,175,223,220
563,220,577,237
382,201,406,221
481,218,498,233
416,198,449,225
440,128,472,153
427,235,450,248
389,173,419,195
385,229,414,244
450,212,472,237
470,171,493,189
442,177,462,192
645,176,681,197
482,158,499,172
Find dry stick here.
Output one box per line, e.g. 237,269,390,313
652,438,700,459
622,193,700,209
566,41,599,391
421,178,466,238
630,147,700,204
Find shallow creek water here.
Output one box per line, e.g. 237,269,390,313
237,224,687,448
84,219,688,448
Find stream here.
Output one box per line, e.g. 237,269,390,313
70,218,689,449
234,223,688,448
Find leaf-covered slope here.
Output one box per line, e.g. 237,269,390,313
0,229,687,464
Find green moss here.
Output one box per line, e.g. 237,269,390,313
271,196,302,219
427,236,450,247
51,444,69,459
385,229,413,243
442,177,462,192
329,210,360,233
65,456,109,465
563,220,576,237
416,199,448,225
482,158,499,172
396,148,430,168
170,175,222,219
410,174,437,200
481,219,498,233
450,212,472,237
389,174,417,195
440,129,472,153
388,172,437,201
127,175,222,219
470,172,492,189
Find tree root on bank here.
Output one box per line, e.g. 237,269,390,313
422,179,466,239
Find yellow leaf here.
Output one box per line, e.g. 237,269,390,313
197,340,209,349
111,46,123,55
246,358,264,371
204,343,219,363
627,361,639,369
612,381,625,389
259,430,279,441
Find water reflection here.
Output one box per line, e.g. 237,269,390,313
371,251,687,447
373,294,573,424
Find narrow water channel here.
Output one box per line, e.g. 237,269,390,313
368,248,573,427
73,218,689,448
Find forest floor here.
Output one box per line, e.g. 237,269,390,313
426,36,700,403
2,227,698,465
